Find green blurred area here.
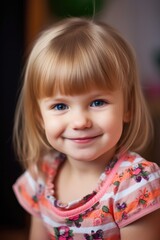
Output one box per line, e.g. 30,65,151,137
49,0,105,18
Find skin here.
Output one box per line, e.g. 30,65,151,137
29,89,160,239
29,217,48,240
120,208,160,240
39,89,128,164
38,89,129,203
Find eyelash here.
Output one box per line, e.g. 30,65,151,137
90,99,108,107
52,103,68,111
50,99,108,111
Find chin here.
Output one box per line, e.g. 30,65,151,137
69,152,100,162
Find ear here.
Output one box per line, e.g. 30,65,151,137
123,111,131,123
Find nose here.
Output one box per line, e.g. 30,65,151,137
71,110,92,130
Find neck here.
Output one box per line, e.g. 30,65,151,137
54,147,117,203
65,147,116,177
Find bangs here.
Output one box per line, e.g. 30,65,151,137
34,53,117,99
28,21,131,99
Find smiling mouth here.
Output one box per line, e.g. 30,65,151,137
64,135,101,143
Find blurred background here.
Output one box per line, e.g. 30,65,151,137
1,0,160,239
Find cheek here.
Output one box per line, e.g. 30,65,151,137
43,118,64,140
43,125,59,147
100,111,124,137
104,120,124,148
105,119,123,135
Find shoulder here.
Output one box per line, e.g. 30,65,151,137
112,151,160,227
120,208,160,239
14,151,63,194
12,151,64,217
28,151,64,182
114,151,160,184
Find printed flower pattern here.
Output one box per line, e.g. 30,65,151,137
84,229,104,240
116,202,128,220
15,152,160,239
32,184,44,201
130,163,150,182
136,188,150,206
66,215,83,228
65,202,99,228
54,226,73,240
105,157,118,175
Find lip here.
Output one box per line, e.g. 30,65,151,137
64,135,101,144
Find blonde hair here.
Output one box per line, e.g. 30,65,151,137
13,17,152,168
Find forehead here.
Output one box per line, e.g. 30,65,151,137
39,88,124,106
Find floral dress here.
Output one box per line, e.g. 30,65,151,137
13,151,160,240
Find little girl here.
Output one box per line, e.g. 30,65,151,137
13,18,160,240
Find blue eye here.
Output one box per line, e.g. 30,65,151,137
53,103,68,110
90,99,107,107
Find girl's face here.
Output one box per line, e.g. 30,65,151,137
39,89,129,163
